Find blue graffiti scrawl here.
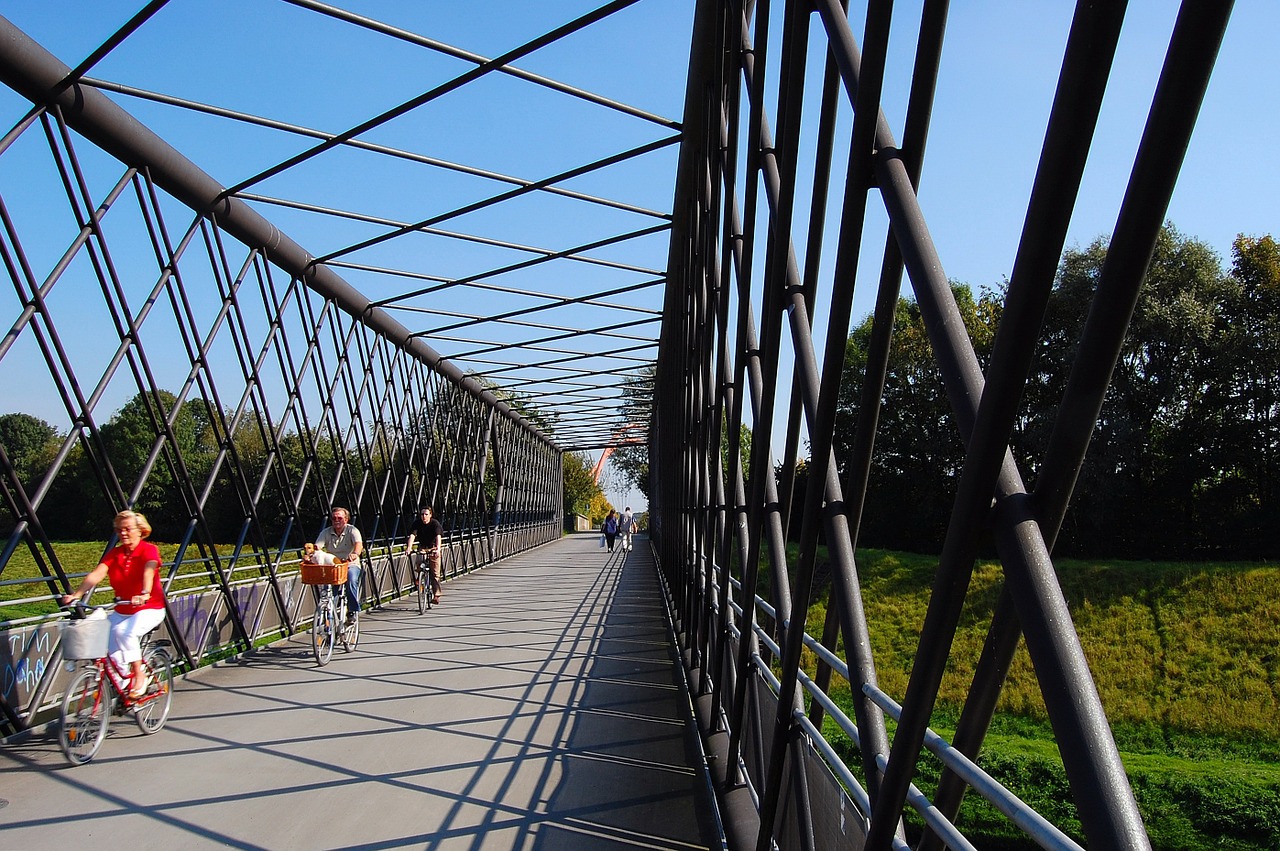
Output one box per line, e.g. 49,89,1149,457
229,583,267,639
167,591,219,661
2,623,55,713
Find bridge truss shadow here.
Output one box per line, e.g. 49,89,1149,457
0,535,721,850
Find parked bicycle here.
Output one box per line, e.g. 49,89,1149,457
300,549,359,665
57,602,174,765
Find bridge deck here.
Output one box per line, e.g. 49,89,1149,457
0,534,722,850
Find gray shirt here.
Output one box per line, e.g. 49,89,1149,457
316,524,363,561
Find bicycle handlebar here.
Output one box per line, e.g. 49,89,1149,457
60,598,125,619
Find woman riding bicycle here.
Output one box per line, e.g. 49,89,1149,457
61,510,167,699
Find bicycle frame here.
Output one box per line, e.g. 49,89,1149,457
410,549,438,614
59,632,173,765
310,579,357,665
97,652,134,698
79,636,170,708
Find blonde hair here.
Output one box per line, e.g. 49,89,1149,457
114,510,152,538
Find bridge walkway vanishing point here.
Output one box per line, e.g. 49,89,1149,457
0,534,723,851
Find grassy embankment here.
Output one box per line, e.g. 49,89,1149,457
0,540,277,623
802,548,1280,850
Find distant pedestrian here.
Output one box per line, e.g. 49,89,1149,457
603,510,619,552
619,506,635,552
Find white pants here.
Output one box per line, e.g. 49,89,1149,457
108,607,166,666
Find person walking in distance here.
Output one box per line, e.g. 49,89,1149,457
603,510,619,553
406,506,444,605
619,506,635,553
315,507,363,624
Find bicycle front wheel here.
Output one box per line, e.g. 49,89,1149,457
416,568,428,614
341,609,359,652
59,667,108,765
134,648,174,734
312,605,335,666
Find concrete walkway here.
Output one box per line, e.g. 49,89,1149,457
0,534,722,851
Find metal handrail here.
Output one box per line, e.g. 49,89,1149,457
726,569,1084,851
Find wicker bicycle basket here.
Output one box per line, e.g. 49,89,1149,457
61,616,110,660
300,561,348,585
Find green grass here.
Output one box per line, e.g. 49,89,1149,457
840,549,1280,742
799,547,1280,850
0,539,288,623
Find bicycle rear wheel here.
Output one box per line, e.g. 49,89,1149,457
134,648,173,734
312,604,335,666
59,667,109,765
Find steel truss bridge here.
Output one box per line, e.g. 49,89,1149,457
0,2,1238,850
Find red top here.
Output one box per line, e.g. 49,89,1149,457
104,540,166,615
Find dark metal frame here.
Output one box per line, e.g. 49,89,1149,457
652,1,1233,849
0,1,1242,847
0,16,563,733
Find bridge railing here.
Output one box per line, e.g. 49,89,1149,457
0,19,563,735
2,519,555,733
650,1,1233,849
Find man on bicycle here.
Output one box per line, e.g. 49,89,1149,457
315,507,363,624
406,506,443,605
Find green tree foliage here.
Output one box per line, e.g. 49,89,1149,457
835,284,1000,552
1032,226,1273,558
0,412,59,533
728,419,751,488
587,490,613,524
0,413,58,482
562,450,602,520
98,390,210,540
1218,234,1280,554
609,363,654,501
834,224,1277,559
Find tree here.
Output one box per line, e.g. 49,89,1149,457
1027,224,1248,557
562,450,602,520
98,391,209,540
0,412,58,485
587,490,614,524
0,413,60,533
610,363,654,501
834,284,1000,552
1216,234,1280,556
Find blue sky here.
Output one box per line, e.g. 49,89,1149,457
0,2,1276,516
905,2,1277,296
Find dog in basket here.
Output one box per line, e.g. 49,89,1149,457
302,542,338,566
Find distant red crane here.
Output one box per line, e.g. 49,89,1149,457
591,424,644,485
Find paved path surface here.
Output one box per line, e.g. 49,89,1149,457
0,534,722,851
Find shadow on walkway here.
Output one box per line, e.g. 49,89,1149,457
0,534,722,851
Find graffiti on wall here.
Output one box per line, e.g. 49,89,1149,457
1,622,56,710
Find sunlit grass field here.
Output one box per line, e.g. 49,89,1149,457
800,548,1280,850
0,539,290,622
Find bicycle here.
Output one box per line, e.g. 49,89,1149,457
409,548,438,615
301,557,359,666
57,603,174,766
